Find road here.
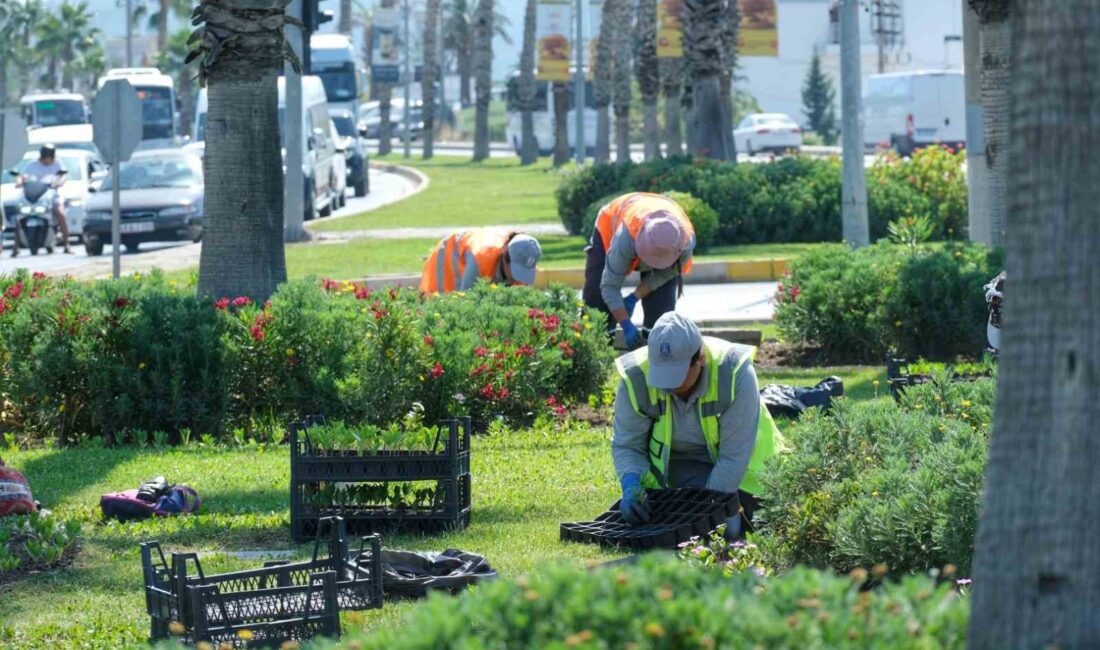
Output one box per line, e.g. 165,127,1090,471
0,167,420,279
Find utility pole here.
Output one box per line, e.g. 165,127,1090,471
403,0,412,159
840,0,869,247
285,0,307,242
574,0,585,164
874,0,885,73
125,0,133,67
962,0,990,244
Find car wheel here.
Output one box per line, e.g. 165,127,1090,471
746,140,754,156
304,182,317,221
85,240,103,256
354,176,368,197
319,194,332,217
124,239,140,254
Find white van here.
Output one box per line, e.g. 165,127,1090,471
862,70,965,155
19,92,90,129
504,71,598,157
191,76,342,220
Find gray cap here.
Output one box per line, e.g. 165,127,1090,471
507,234,542,285
646,312,703,390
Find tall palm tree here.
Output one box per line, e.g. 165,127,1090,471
371,0,395,155
0,3,17,105
35,15,66,89
13,0,44,95
610,0,632,162
421,0,441,159
517,0,538,165
718,0,740,159
593,0,614,163
72,40,107,92
471,0,492,162
35,1,98,91
969,1,1100,646
968,0,1009,247
552,81,568,166
683,0,731,160
443,0,510,108
338,0,351,33
155,29,193,137
189,0,295,300
132,0,191,52
634,0,660,160
660,57,683,156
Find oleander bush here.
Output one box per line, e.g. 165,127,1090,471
0,272,613,443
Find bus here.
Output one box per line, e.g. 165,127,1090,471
310,34,366,124
19,93,90,129
504,71,597,156
98,68,180,143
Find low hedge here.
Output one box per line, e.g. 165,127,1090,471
556,147,968,245
311,556,969,649
0,272,613,443
757,376,994,578
774,242,1002,362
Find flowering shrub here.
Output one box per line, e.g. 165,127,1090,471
756,380,994,578
0,272,612,443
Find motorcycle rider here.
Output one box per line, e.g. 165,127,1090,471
13,144,71,256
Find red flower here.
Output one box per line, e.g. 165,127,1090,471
113,297,130,309
232,296,252,308
214,298,230,310
32,272,46,280
388,288,399,300
321,278,341,291
790,285,801,300
554,405,567,417
546,396,558,407
355,286,372,300
528,308,544,320
474,346,489,358
515,345,535,357
542,315,561,332
496,386,510,400
250,325,266,341
0,299,7,315
558,341,575,358
572,321,582,333
4,282,24,300
777,283,785,294
423,335,435,346
504,370,514,380
470,363,490,377
479,383,496,399
430,362,445,378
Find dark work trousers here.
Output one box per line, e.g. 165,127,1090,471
582,234,679,333
668,458,761,538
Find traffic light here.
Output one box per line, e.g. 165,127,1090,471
303,0,334,34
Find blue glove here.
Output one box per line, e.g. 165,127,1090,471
620,473,651,525
620,320,643,349
622,293,639,318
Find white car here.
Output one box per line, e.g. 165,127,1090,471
2,148,105,240
28,124,99,158
733,113,803,156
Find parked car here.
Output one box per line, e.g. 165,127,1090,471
329,108,368,197
81,149,203,256
862,70,965,155
2,148,104,242
359,98,426,141
733,113,803,155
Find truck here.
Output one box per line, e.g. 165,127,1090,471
98,68,181,144
862,70,965,155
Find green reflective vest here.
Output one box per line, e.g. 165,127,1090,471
614,337,786,495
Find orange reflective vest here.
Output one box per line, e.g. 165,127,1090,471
419,229,514,294
593,192,695,274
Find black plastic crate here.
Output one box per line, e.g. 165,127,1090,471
292,474,471,541
291,417,472,482
141,517,381,644
886,356,992,400
560,488,740,551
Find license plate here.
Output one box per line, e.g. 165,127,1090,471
120,221,155,234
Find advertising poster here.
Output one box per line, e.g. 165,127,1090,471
739,0,778,57
371,6,401,83
657,0,683,58
537,0,573,82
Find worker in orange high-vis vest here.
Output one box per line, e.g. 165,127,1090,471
582,192,696,348
419,229,543,294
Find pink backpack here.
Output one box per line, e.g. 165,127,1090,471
100,483,201,522
0,457,35,516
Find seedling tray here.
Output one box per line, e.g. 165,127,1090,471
141,517,381,644
560,488,740,551
291,417,472,482
886,356,992,400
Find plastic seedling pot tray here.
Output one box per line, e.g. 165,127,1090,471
560,488,740,551
886,356,992,400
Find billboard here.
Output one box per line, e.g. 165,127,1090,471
537,0,573,82
656,0,683,58
739,0,778,57
371,6,401,83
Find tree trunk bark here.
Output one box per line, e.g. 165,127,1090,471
197,72,287,300
611,0,632,163
157,0,169,51
518,0,538,165
718,0,740,159
643,104,660,159
661,59,683,156
553,81,569,167
61,46,73,91
595,106,610,162
471,0,493,161
978,15,1010,247
593,0,615,163
690,75,730,159
378,84,393,155
421,0,440,159
339,0,352,34
0,65,7,112
968,1,1100,647
179,71,193,138
684,0,728,160
458,47,471,107
635,0,660,160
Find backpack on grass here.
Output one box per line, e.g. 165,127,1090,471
0,457,35,516
100,476,201,522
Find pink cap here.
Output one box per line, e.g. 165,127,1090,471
635,213,686,270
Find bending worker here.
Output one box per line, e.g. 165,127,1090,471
420,229,543,294
612,312,785,537
582,192,695,348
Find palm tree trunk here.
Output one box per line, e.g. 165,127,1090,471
0,65,8,110
518,0,538,165
197,67,286,300
61,46,73,90
552,81,569,167
974,4,1010,247
339,0,352,34
471,0,492,162
48,57,58,90
661,58,683,156
593,0,614,163
968,1,1100,646
458,45,471,107
684,0,730,160
179,70,193,138
157,0,169,50
635,0,660,160
421,0,440,159
718,0,740,159
378,83,393,155
611,0,632,162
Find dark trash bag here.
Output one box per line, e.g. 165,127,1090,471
761,376,844,419
380,549,497,599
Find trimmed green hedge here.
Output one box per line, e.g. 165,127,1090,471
557,147,968,245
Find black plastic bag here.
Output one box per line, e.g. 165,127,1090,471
761,376,844,419
380,549,497,599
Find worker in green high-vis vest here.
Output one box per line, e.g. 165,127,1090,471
611,312,787,538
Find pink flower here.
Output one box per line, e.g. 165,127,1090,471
474,346,489,357
790,286,801,300
113,297,130,309
4,282,25,300
479,383,495,399
32,272,46,280
321,278,341,291
355,286,372,300
430,362,445,378
558,341,575,358
250,325,265,341
515,345,535,358
546,396,558,407
496,386,510,400
214,298,230,310
423,335,435,346
553,406,567,417
232,296,252,308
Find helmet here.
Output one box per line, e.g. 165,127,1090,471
39,144,56,159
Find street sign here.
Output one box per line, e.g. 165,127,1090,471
0,110,29,170
92,79,143,165
92,78,143,280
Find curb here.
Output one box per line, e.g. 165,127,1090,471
359,258,789,291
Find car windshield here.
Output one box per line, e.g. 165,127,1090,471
102,156,201,190
316,68,357,102
32,100,86,127
12,155,86,181
332,115,356,137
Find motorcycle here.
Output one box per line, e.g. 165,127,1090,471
5,170,65,255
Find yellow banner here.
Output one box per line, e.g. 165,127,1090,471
656,0,683,59
537,0,573,81
739,0,778,57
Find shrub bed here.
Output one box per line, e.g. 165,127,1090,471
0,272,613,443
0,513,82,582
774,243,1002,362
756,376,994,578
309,556,969,649
556,147,968,245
